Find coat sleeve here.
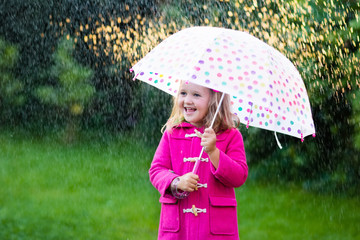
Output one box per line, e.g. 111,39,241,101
210,129,248,188
149,130,178,200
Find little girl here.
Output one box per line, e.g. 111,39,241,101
149,81,248,240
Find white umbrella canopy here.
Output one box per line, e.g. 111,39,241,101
131,26,316,142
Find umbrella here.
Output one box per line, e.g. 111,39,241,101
131,26,316,166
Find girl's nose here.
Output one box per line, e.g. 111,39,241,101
184,95,193,104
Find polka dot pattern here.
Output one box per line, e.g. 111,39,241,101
132,27,315,139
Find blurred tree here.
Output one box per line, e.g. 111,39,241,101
348,9,360,151
0,38,25,124
351,91,360,150
46,0,160,131
36,37,94,142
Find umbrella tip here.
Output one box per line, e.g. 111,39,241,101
274,132,283,149
132,72,139,81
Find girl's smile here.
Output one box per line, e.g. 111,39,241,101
178,82,211,127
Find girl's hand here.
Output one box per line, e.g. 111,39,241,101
201,128,217,154
177,172,199,192
201,127,220,169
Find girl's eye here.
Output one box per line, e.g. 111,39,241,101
194,93,201,97
180,91,187,96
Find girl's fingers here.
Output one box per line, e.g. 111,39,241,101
179,173,199,191
204,128,215,134
182,182,197,192
188,183,196,191
189,173,199,181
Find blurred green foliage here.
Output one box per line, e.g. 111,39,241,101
34,37,95,142
36,37,94,115
0,38,24,109
0,0,157,131
351,90,360,150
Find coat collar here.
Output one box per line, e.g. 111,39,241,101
175,122,204,130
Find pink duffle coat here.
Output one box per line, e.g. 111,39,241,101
149,122,248,240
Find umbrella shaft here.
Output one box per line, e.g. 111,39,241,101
192,92,225,174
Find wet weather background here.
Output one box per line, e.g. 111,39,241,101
0,0,359,239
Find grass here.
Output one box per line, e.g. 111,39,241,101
0,130,359,239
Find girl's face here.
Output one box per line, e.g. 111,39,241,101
177,82,211,127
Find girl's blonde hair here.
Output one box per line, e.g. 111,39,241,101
163,83,240,133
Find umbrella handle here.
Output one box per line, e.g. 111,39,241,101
178,92,225,199
192,92,225,174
